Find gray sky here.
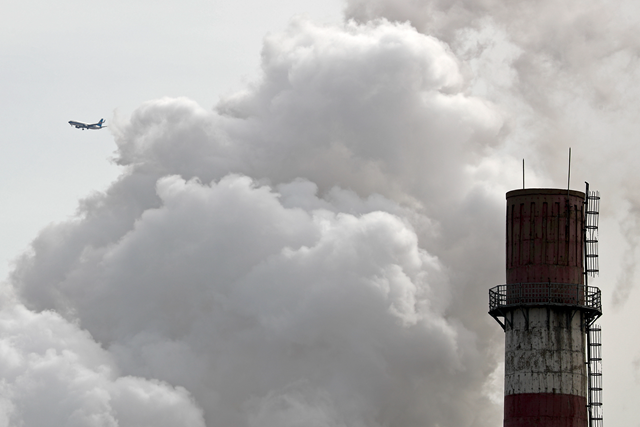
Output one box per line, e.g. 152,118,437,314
2,0,640,426
0,0,342,280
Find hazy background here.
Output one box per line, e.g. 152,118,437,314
1,0,639,426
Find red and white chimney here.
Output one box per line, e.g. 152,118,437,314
489,188,602,427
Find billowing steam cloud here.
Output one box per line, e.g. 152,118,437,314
0,302,205,426
4,1,640,426
5,19,504,427
346,0,640,308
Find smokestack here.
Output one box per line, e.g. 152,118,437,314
489,188,603,426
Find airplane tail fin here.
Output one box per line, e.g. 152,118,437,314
99,118,105,127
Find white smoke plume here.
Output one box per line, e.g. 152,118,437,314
6,19,505,426
5,1,640,426
346,0,640,306
0,298,205,426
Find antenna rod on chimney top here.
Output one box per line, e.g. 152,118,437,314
523,159,525,189
567,148,572,193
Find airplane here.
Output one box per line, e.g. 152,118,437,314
68,118,107,130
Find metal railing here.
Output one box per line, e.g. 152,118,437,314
489,282,601,314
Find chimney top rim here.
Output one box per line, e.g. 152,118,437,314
506,188,586,199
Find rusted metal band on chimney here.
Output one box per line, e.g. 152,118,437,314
506,188,585,285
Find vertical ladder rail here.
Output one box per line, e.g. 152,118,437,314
585,187,600,277
587,324,603,427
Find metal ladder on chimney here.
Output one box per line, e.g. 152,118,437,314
587,324,603,427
